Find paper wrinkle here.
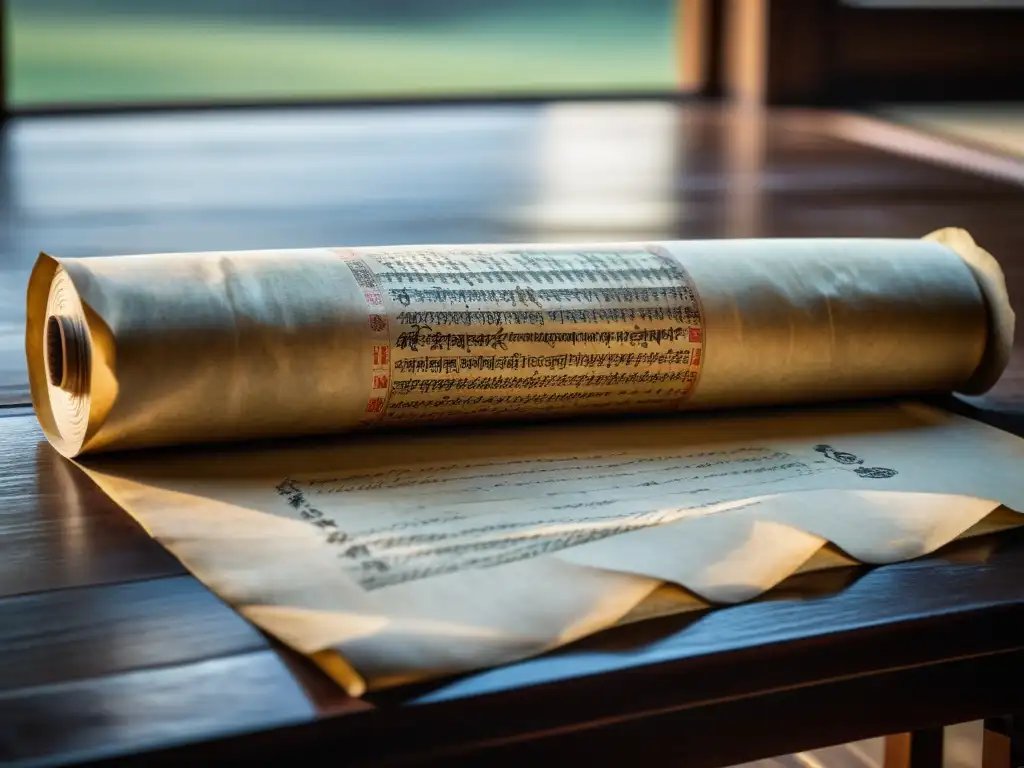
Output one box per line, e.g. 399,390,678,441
30,236,1002,459
74,401,1024,693
925,227,1015,394
23,233,1022,693
557,516,831,604
553,490,1000,603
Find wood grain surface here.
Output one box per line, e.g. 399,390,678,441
0,410,184,596
2,103,1024,766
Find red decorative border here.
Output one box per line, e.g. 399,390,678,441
336,250,393,424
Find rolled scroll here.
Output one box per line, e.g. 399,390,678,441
25,228,1024,696
25,228,1015,457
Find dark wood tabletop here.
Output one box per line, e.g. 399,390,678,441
2,103,1024,767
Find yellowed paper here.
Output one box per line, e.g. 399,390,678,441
23,228,1022,695
77,402,1024,695
27,229,1012,456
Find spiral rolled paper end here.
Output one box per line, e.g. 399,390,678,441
45,314,89,397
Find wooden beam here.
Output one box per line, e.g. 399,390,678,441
884,730,944,768
678,0,725,97
984,716,1023,768
717,0,1024,106
722,0,837,106
833,6,1024,103
722,0,766,104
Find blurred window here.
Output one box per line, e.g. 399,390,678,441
5,0,678,107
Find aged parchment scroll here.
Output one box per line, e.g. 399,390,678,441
25,228,1021,694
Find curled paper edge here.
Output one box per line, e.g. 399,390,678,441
327,491,1013,695
26,253,71,454
926,227,1016,395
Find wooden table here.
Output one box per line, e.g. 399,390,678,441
2,104,1024,767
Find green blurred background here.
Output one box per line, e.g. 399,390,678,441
5,0,677,106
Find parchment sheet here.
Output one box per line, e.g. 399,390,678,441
27,229,1013,457
24,228,1021,695
77,402,1024,695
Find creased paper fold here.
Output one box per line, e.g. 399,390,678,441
25,228,1021,695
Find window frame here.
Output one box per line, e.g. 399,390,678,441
3,1,1023,120
0,0,696,118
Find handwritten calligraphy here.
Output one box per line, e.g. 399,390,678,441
277,444,848,590
341,246,705,423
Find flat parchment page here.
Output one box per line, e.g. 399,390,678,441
77,401,1024,695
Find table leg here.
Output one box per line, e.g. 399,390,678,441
884,729,944,768
984,716,1022,768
